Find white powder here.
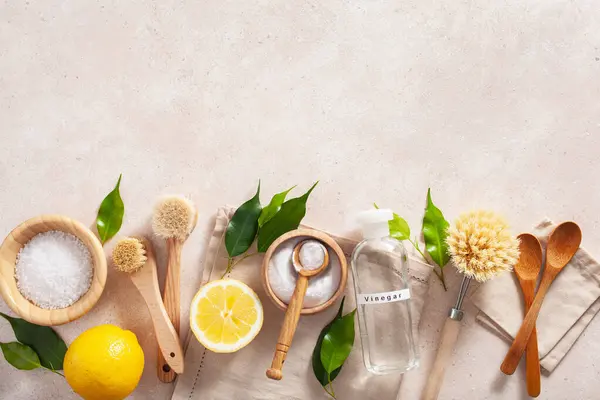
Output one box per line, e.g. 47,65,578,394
268,237,341,308
15,230,93,310
298,241,326,271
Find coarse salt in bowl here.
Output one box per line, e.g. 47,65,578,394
0,215,107,326
16,230,94,310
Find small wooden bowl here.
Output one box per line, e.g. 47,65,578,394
0,215,107,326
261,228,348,315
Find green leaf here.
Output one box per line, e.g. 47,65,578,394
389,213,410,241
0,342,41,370
312,298,345,386
258,185,296,228
257,181,318,252
422,188,450,268
0,313,67,370
96,174,125,245
373,203,411,241
320,309,356,374
225,182,262,257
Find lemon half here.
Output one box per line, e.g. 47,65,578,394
190,279,263,353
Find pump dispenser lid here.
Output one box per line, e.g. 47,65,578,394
357,209,393,239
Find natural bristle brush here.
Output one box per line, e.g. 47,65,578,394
421,210,520,400
112,237,184,374
152,196,198,382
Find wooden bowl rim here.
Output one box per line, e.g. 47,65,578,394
261,228,348,315
0,214,107,326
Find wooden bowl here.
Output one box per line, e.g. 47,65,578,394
0,215,107,326
261,228,348,315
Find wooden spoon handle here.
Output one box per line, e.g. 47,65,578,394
521,286,541,398
501,273,553,375
266,275,309,381
526,325,541,397
157,238,182,383
421,318,462,400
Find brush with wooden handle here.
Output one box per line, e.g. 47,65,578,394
421,210,520,400
112,237,184,374
152,196,198,383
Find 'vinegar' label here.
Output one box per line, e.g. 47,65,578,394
357,288,411,305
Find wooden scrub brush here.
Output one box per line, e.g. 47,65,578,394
152,196,198,382
421,210,519,400
112,237,184,374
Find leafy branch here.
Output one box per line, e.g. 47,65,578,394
0,313,67,377
375,188,451,291
410,237,446,290
223,181,318,278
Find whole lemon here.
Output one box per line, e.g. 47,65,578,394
64,324,144,400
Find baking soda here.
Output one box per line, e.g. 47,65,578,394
298,241,326,271
268,237,341,308
15,230,93,309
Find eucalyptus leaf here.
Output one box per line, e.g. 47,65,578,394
311,298,345,386
320,309,356,374
0,312,67,370
258,185,296,228
225,182,262,257
257,181,318,252
0,342,41,371
422,188,450,268
96,174,125,245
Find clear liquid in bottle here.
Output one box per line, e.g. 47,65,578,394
351,209,419,374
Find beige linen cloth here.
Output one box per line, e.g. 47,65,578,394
471,218,600,373
172,207,433,400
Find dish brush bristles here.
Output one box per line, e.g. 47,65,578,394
113,237,147,273
152,196,196,240
446,210,520,282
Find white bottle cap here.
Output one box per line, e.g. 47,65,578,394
357,209,393,239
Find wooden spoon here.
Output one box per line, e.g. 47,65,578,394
514,233,543,397
501,222,582,375
266,240,330,381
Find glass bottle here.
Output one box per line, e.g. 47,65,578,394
351,209,419,374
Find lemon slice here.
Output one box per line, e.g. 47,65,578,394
190,279,263,353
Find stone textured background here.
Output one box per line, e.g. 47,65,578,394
1,0,599,399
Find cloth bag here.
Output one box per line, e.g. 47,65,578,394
172,206,433,400
470,219,600,372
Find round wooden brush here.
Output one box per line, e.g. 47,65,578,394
152,196,198,382
421,210,519,400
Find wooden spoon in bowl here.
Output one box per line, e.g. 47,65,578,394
501,222,582,375
514,233,543,397
266,240,330,381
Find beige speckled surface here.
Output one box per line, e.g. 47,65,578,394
1,0,599,399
